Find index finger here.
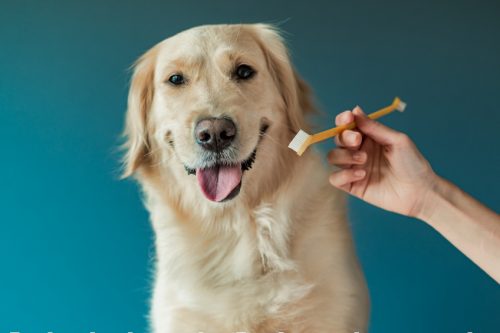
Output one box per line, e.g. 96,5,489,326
334,110,361,149
335,110,354,126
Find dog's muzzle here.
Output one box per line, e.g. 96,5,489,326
184,120,268,203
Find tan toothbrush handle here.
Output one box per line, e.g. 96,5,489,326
309,97,401,145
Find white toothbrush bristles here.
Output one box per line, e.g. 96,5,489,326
288,129,311,155
396,99,407,112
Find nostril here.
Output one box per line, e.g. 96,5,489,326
218,119,237,143
198,130,211,143
220,130,233,141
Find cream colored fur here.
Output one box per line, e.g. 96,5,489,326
122,24,369,333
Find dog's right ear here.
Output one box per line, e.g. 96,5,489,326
121,46,159,178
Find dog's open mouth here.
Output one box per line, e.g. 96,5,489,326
184,148,256,202
195,149,256,202
184,124,267,203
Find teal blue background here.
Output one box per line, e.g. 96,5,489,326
1,0,499,332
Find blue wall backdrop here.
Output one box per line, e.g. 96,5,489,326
1,0,499,332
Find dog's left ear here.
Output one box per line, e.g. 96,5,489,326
252,24,316,132
121,45,159,178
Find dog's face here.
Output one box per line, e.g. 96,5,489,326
123,24,313,205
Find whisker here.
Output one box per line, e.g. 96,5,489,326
259,132,290,150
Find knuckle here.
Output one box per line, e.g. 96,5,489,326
396,133,410,145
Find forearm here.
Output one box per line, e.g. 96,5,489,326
418,177,500,283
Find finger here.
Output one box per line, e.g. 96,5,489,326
335,110,354,126
353,106,403,145
333,111,355,148
335,130,363,149
329,168,366,189
327,149,367,166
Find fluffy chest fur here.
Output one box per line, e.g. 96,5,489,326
150,197,312,325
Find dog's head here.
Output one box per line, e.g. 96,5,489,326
122,24,314,205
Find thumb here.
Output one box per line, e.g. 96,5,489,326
353,106,401,145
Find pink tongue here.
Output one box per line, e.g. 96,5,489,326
196,164,242,202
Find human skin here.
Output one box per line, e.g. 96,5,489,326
328,107,500,283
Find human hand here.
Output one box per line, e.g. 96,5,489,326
327,106,439,218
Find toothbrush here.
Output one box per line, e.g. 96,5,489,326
288,97,407,156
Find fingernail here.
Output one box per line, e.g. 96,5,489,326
347,131,359,142
353,106,365,115
353,152,366,162
354,169,366,177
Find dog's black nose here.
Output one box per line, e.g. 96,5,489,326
195,117,237,151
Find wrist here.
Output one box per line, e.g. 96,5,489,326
415,175,451,224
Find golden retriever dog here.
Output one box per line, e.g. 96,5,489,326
122,23,369,333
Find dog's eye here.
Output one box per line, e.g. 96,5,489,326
168,74,185,86
234,64,255,80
